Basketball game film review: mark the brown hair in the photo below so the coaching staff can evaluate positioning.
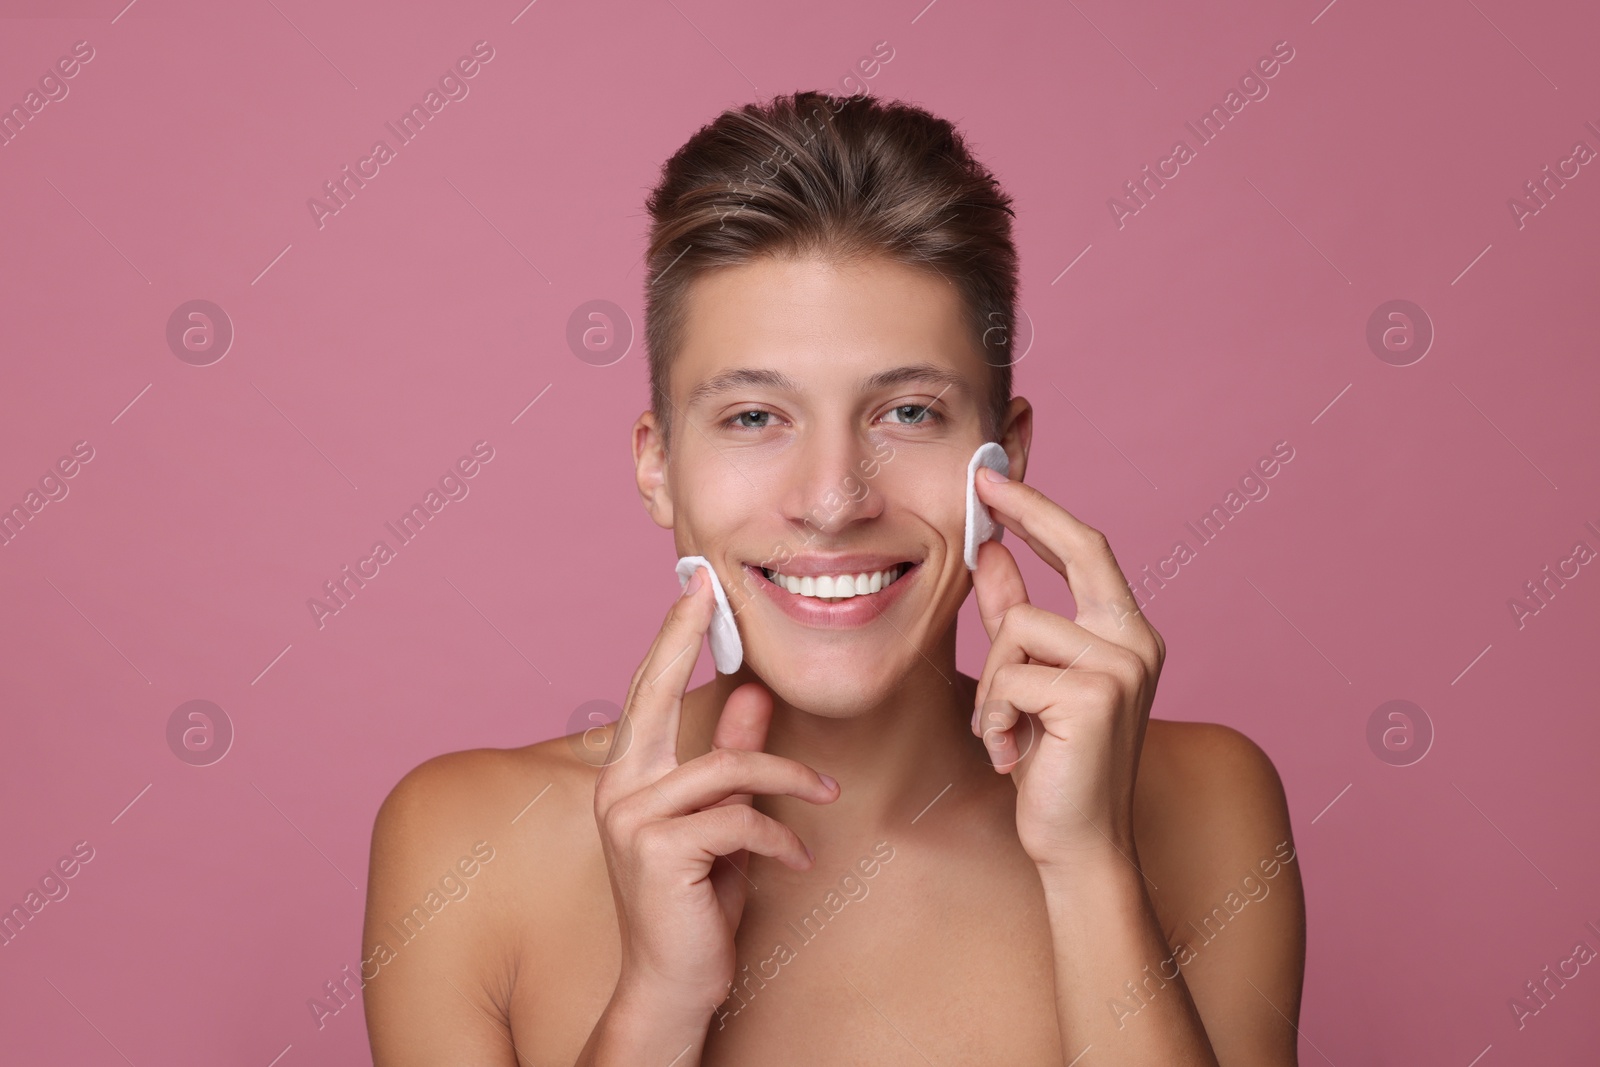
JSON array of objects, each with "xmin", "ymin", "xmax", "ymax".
[{"xmin": 642, "ymin": 89, "xmax": 1019, "ymax": 454}]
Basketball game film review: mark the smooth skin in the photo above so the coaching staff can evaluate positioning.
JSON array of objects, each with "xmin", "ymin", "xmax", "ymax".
[{"xmin": 362, "ymin": 254, "xmax": 1306, "ymax": 1065}]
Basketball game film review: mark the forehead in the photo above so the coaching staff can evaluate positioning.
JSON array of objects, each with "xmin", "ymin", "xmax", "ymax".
[{"xmin": 672, "ymin": 255, "xmax": 979, "ymax": 392}]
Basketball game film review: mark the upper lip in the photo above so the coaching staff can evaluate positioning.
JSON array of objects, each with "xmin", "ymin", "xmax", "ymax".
[{"xmin": 747, "ymin": 554, "xmax": 919, "ymax": 578}]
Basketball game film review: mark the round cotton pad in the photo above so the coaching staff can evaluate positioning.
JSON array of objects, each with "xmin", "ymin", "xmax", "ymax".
[
  {"xmin": 964, "ymin": 442, "xmax": 1010, "ymax": 570},
  {"xmin": 674, "ymin": 555, "xmax": 744, "ymax": 674}
]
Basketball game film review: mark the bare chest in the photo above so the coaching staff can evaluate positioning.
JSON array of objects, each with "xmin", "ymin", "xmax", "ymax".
[{"xmin": 510, "ymin": 841, "xmax": 1066, "ymax": 1066}]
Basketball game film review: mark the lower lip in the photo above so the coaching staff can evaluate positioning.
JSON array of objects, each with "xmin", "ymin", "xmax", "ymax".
[{"xmin": 745, "ymin": 562, "xmax": 921, "ymax": 629}]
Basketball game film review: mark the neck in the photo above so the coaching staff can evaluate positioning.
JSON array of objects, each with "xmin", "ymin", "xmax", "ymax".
[{"xmin": 683, "ymin": 627, "xmax": 1004, "ymax": 845}]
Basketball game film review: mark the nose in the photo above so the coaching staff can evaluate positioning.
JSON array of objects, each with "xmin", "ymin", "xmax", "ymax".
[{"xmin": 777, "ymin": 424, "xmax": 886, "ymax": 541}]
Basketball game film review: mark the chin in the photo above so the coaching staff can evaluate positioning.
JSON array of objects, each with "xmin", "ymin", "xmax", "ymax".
[{"xmin": 746, "ymin": 649, "xmax": 901, "ymax": 718}]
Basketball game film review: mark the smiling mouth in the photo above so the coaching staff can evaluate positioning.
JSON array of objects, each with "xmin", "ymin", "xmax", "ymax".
[{"xmin": 756, "ymin": 562, "xmax": 918, "ymax": 602}]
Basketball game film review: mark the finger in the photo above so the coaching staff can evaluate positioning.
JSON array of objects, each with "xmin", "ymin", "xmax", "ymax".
[
  {"xmin": 710, "ymin": 681, "xmax": 774, "ymax": 757},
  {"xmin": 979, "ymin": 663, "xmax": 1121, "ymax": 772},
  {"xmin": 973, "ymin": 601, "xmax": 1136, "ymax": 719},
  {"xmin": 704, "ymin": 682, "xmax": 774, "ymax": 823},
  {"xmin": 972, "ymin": 538, "xmax": 1030, "ymax": 644},
  {"xmin": 653, "ymin": 803, "xmax": 814, "ymax": 871},
  {"xmin": 969, "ymin": 539, "xmax": 1031, "ymax": 734},
  {"xmin": 608, "ymin": 564, "xmax": 716, "ymax": 791},
  {"xmin": 639, "ymin": 747, "xmax": 838, "ymax": 820},
  {"xmin": 974, "ymin": 472, "xmax": 1156, "ymax": 650}
]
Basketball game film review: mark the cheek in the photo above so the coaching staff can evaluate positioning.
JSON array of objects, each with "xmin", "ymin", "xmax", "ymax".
[{"xmin": 880, "ymin": 458, "xmax": 967, "ymax": 537}]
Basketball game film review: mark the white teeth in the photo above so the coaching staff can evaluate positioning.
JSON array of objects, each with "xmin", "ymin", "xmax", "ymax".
[{"xmin": 763, "ymin": 564, "xmax": 907, "ymax": 601}]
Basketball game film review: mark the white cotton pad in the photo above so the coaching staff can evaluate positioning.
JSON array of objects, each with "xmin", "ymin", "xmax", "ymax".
[
  {"xmin": 964, "ymin": 442, "xmax": 1010, "ymax": 570},
  {"xmin": 675, "ymin": 555, "xmax": 744, "ymax": 674}
]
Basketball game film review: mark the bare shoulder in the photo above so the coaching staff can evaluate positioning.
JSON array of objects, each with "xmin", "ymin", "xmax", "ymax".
[
  {"xmin": 361, "ymin": 735, "xmax": 606, "ymax": 1064},
  {"xmin": 1136, "ymin": 719, "xmax": 1292, "ymax": 858},
  {"xmin": 1132, "ymin": 718, "xmax": 1306, "ymax": 1060},
  {"xmin": 1134, "ymin": 718, "xmax": 1298, "ymax": 906}
]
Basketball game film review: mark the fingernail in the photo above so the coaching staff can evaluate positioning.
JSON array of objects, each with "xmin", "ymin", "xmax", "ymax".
[
  {"xmin": 819, "ymin": 772, "xmax": 838, "ymax": 792},
  {"xmin": 980, "ymin": 467, "xmax": 1007, "ymax": 483},
  {"xmin": 682, "ymin": 569, "xmax": 705, "ymax": 597}
]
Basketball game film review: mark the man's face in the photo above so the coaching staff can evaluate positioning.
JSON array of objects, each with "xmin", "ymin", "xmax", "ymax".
[{"xmin": 637, "ymin": 254, "xmax": 1020, "ymax": 715}]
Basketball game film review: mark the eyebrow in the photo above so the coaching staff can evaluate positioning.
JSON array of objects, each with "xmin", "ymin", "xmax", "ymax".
[{"xmin": 683, "ymin": 362, "xmax": 972, "ymax": 409}]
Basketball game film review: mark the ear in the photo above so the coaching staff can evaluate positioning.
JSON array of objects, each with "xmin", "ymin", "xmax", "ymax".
[
  {"xmin": 997, "ymin": 396, "xmax": 1032, "ymax": 484},
  {"xmin": 633, "ymin": 410, "xmax": 675, "ymax": 529}
]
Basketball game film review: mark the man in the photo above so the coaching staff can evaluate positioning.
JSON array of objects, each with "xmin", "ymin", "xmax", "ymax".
[{"xmin": 363, "ymin": 91, "xmax": 1304, "ymax": 1065}]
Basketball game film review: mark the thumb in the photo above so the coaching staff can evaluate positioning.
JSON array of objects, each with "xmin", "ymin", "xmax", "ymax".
[
  {"xmin": 707, "ymin": 682, "xmax": 772, "ymax": 929},
  {"xmin": 710, "ymin": 681, "xmax": 774, "ymax": 758}
]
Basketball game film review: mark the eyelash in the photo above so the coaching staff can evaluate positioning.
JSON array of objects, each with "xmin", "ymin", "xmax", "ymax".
[{"xmin": 724, "ymin": 403, "xmax": 947, "ymax": 432}]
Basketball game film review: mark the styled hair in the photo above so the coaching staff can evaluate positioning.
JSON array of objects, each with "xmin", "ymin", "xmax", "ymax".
[{"xmin": 642, "ymin": 89, "xmax": 1019, "ymax": 454}]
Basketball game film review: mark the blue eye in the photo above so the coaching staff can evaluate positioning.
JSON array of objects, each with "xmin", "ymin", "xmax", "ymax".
[
  {"xmin": 884, "ymin": 403, "xmax": 943, "ymax": 426},
  {"xmin": 723, "ymin": 404, "xmax": 945, "ymax": 432}
]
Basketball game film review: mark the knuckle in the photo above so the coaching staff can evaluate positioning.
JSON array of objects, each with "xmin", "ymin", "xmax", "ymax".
[
  {"xmin": 635, "ymin": 819, "xmax": 672, "ymax": 861},
  {"xmin": 704, "ymin": 745, "xmax": 740, "ymax": 777},
  {"xmin": 599, "ymin": 798, "xmax": 634, "ymax": 841},
  {"xmin": 1086, "ymin": 671, "xmax": 1122, "ymax": 706}
]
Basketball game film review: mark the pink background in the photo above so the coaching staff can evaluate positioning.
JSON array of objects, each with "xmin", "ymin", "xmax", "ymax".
[{"xmin": 3, "ymin": 0, "xmax": 1598, "ymax": 1062}]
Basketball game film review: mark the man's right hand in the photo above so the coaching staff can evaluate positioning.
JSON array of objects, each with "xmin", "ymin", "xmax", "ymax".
[{"xmin": 592, "ymin": 561, "xmax": 840, "ymax": 1018}]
